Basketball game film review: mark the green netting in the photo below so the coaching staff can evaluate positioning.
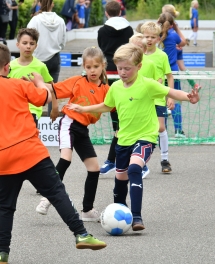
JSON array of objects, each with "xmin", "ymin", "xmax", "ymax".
[{"xmin": 89, "ymin": 71, "xmax": 215, "ymax": 146}]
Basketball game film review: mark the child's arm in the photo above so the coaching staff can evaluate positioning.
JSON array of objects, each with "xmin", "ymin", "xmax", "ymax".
[
  {"xmin": 173, "ymin": 22, "xmax": 186, "ymax": 47},
  {"xmin": 66, "ymin": 102, "xmax": 113, "ymax": 113},
  {"xmin": 166, "ymin": 73, "xmax": 175, "ymax": 110},
  {"xmin": 168, "ymin": 87, "xmax": 199, "ymax": 104},
  {"xmin": 49, "ymin": 82, "xmax": 59, "ymax": 122}
]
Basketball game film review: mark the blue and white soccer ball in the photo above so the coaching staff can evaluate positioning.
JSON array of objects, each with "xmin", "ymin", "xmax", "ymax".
[{"xmin": 100, "ymin": 203, "xmax": 133, "ymax": 236}]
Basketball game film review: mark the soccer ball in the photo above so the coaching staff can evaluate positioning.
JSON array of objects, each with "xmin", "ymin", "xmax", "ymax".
[{"xmin": 100, "ymin": 203, "xmax": 133, "ymax": 236}]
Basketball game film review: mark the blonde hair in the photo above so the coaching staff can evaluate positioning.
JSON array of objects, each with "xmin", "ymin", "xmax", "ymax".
[
  {"xmin": 82, "ymin": 46, "xmax": 108, "ymax": 84},
  {"xmin": 129, "ymin": 33, "xmax": 147, "ymax": 50},
  {"xmin": 190, "ymin": 0, "xmax": 198, "ymax": 18},
  {"xmin": 140, "ymin": 21, "xmax": 161, "ymax": 36},
  {"xmin": 113, "ymin": 43, "xmax": 143, "ymax": 66},
  {"xmin": 162, "ymin": 4, "xmax": 180, "ymax": 18}
]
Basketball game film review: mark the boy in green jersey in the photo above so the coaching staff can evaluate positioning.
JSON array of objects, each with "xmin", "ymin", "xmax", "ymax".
[
  {"xmin": 66, "ymin": 43, "xmax": 199, "ymax": 231},
  {"xmin": 141, "ymin": 21, "xmax": 174, "ymax": 174},
  {"xmin": 8, "ymin": 28, "xmax": 59, "ymax": 126}
]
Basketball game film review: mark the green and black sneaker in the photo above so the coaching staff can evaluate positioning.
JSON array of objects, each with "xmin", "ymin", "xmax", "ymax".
[
  {"xmin": 0, "ymin": 252, "xmax": 9, "ymax": 264},
  {"xmin": 76, "ymin": 234, "xmax": 107, "ymax": 250}
]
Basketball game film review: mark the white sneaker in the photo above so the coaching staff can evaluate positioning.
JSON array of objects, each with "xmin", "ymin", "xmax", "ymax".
[
  {"xmin": 81, "ymin": 208, "xmax": 100, "ymax": 222},
  {"xmin": 142, "ymin": 165, "xmax": 150, "ymax": 179},
  {"xmin": 36, "ymin": 197, "xmax": 51, "ymax": 215}
]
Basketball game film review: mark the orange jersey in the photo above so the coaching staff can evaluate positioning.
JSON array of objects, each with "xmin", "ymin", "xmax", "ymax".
[
  {"xmin": 53, "ymin": 75, "xmax": 109, "ymax": 126},
  {"xmin": 0, "ymin": 76, "xmax": 49, "ymax": 174}
]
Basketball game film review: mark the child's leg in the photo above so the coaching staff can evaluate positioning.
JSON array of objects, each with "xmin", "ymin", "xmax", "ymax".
[
  {"xmin": 0, "ymin": 173, "xmax": 25, "ymax": 255},
  {"xmin": 56, "ymin": 148, "xmax": 72, "ymax": 181},
  {"xmin": 100, "ymin": 110, "xmax": 119, "ymax": 174},
  {"xmin": 29, "ymin": 158, "xmax": 106, "ymax": 250},
  {"xmin": 128, "ymin": 141, "xmax": 155, "ymax": 230}
]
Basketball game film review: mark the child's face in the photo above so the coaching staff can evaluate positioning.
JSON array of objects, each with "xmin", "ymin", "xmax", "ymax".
[
  {"xmin": 142, "ymin": 31, "xmax": 159, "ymax": 49},
  {"xmin": 116, "ymin": 59, "xmax": 141, "ymax": 86},
  {"xmin": 16, "ymin": 34, "xmax": 37, "ymax": 57},
  {"xmin": 84, "ymin": 57, "xmax": 105, "ymax": 84}
]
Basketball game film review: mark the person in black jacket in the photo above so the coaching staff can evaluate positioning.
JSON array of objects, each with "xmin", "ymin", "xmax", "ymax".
[
  {"xmin": 0, "ymin": 0, "xmax": 10, "ymax": 45},
  {"xmin": 61, "ymin": 0, "xmax": 76, "ymax": 31},
  {"xmin": 97, "ymin": 0, "xmax": 133, "ymax": 175}
]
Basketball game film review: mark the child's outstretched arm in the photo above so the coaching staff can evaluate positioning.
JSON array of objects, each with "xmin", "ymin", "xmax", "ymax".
[
  {"xmin": 168, "ymin": 87, "xmax": 199, "ymax": 104},
  {"xmin": 66, "ymin": 102, "xmax": 113, "ymax": 113},
  {"xmin": 48, "ymin": 82, "xmax": 59, "ymax": 122}
]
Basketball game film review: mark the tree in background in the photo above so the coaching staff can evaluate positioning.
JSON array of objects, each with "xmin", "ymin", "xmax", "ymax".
[{"xmin": 89, "ymin": 0, "xmax": 103, "ymax": 27}]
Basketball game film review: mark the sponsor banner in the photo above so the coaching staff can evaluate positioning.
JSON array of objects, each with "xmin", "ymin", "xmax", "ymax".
[
  {"xmin": 183, "ymin": 53, "xmax": 205, "ymax": 67},
  {"xmin": 38, "ymin": 117, "xmax": 60, "ymax": 146}
]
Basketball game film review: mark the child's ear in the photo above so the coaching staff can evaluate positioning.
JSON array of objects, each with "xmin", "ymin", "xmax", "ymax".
[{"xmin": 137, "ymin": 62, "xmax": 142, "ymax": 70}]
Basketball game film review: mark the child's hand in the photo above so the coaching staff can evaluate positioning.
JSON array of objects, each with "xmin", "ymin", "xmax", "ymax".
[
  {"xmin": 167, "ymin": 98, "xmax": 175, "ymax": 110},
  {"xmin": 66, "ymin": 103, "xmax": 83, "ymax": 113},
  {"xmin": 187, "ymin": 87, "xmax": 200, "ymax": 104},
  {"xmin": 50, "ymin": 108, "xmax": 59, "ymax": 123}
]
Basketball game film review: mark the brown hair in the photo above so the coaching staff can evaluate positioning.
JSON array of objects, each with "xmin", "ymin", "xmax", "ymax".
[
  {"xmin": 157, "ymin": 12, "xmax": 174, "ymax": 47},
  {"xmin": 105, "ymin": 1, "xmax": 121, "ymax": 17},
  {"xmin": 82, "ymin": 46, "xmax": 108, "ymax": 84},
  {"xmin": 17, "ymin": 28, "xmax": 39, "ymax": 43},
  {"xmin": 39, "ymin": 0, "xmax": 53, "ymax": 12},
  {"xmin": 0, "ymin": 44, "xmax": 11, "ymax": 68},
  {"xmin": 135, "ymin": 23, "xmax": 144, "ymax": 33},
  {"xmin": 113, "ymin": 43, "xmax": 143, "ymax": 66}
]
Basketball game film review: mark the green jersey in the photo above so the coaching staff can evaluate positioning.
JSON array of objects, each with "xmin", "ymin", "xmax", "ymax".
[
  {"xmin": 8, "ymin": 57, "xmax": 53, "ymax": 119},
  {"xmin": 138, "ymin": 55, "xmax": 160, "ymax": 81},
  {"xmin": 104, "ymin": 75, "xmax": 170, "ymax": 146},
  {"xmin": 146, "ymin": 47, "xmax": 171, "ymax": 106}
]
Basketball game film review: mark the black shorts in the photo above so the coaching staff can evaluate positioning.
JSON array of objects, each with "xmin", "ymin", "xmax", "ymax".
[
  {"xmin": 155, "ymin": 105, "xmax": 167, "ymax": 118},
  {"xmin": 58, "ymin": 115, "xmax": 97, "ymax": 161}
]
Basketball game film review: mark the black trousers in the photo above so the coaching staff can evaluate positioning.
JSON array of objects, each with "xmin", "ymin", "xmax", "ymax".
[
  {"xmin": 0, "ymin": 158, "xmax": 86, "ymax": 254},
  {"xmin": 43, "ymin": 52, "xmax": 61, "ymax": 116}
]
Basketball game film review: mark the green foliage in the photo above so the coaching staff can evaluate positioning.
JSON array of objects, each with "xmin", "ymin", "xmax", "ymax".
[{"xmin": 89, "ymin": 0, "xmax": 103, "ymax": 27}]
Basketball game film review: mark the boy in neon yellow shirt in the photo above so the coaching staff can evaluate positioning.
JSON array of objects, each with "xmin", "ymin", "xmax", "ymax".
[
  {"xmin": 140, "ymin": 21, "xmax": 174, "ymax": 173},
  {"xmin": 66, "ymin": 43, "xmax": 199, "ymax": 231},
  {"xmin": 8, "ymin": 28, "xmax": 58, "ymax": 126}
]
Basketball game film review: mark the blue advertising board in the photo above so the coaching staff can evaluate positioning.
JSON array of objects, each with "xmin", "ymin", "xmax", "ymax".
[
  {"xmin": 183, "ymin": 53, "xmax": 205, "ymax": 68},
  {"xmin": 60, "ymin": 53, "xmax": 71, "ymax": 67}
]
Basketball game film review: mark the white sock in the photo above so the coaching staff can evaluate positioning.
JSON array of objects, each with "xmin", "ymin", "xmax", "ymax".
[
  {"xmin": 193, "ymin": 32, "xmax": 197, "ymax": 44},
  {"xmin": 159, "ymin": 130, "xmax": 168, "ymax": 161},
  {"xmin": 189, "ymin": 32, "xmax": 194, "ymax": 40}
]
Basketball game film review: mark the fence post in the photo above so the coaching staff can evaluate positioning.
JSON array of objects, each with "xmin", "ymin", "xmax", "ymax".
[{"xmin": 213, "ymin": 32, "xmax": 215, "ymax": 67}]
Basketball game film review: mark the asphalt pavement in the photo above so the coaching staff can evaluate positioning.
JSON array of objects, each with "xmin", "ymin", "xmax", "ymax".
[{"xmin": 9, "ymin": 145, "xmax": 215, "ymax": 264}]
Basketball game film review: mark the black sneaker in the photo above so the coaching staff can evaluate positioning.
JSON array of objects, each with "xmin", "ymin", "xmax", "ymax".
[
  {"xmin": 161, "ymin": 160, "xmax": 172, "ymax": 173},
  {"xmin": 132, "ymin": 219, "xmax": 145, "ymax": 231},
  {"xmin": 0, "ymin": 251, "xmax": 9, "ymax": 264}
]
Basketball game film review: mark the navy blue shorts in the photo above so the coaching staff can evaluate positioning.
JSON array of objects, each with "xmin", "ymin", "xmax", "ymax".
[
  {"xmin": 155, "ymin": 105, "xmax": 167, "ymax": 118},
  {"xmin": 115, "ymin": 140, "xmax": 155, "ymax": 173},
  {"xmin": 177, "ymin": 49, "xmax": 183, "ymax": 60}
]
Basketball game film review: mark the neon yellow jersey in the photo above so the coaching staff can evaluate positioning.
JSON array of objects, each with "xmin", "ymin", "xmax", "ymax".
[
  {"xmin": 138, "ymin": 55, "xmax": 160, "ymax": 81},
  {"xmin": 8, "ymin": 57, "xmax": 53, "ymax": 119},
  {"xmin": 146, "ymin": 47, "xmax": 171, "ymax": 106},
  {"xmin": 104, "ymin": 75, "xmax": 170, "ymax": 146}
]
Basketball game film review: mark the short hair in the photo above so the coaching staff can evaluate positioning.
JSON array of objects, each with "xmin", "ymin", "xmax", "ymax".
[
  {"xmin": 82, "ymin": 46, "xmax": 108, "ymax": 84},
  {"xmin": 113, "ymin": 43, "xmax": 143, "ymax": 66},
  {"xmin": 140, "ymin": 21, "xmax": 161, "ymax": 36},
  {"xmin": 0, "ymin": 44, "xmax": 11, "ymax": 68},
  {"xmin": 129, "ymin": 33, "xmax": 146, "ymax": 49},
  {"xmin": 162, "ymin": 4, "xmax": 180, "ymax": 18},
  {"xmin": 17, "ymin": 28, "xmax": 39, "ymax": 43},
  {"xmin": 105, "ymin": 1, "xmax": 121, "ymax": 17}
]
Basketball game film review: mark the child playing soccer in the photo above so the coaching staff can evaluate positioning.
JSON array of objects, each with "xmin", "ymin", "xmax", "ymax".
[
  {"xmin": 0, "ymin": 43, "xmax": 106, "ymax": 264},
  {"xmin": 35, "ymin": 46, "xmax": 109, "ymax": 222},
  {"xmin": 66, "ymin": 43, "xmax": 199, "ymax": 231},
  {"xmin": 8, "ymin": 28, "xmax": 58, "ymax": 126},
  {"xmin": 140, "ymin": 21, "xmax": 174, "ymax": 173}
]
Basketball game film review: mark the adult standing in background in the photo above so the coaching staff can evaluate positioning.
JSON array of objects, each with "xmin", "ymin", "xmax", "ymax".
[
  {"xmin": 0, "ymin": 0, "xmax": 10, "ymax": 45},
  {"xmin": 61, "ymin": 0, "xmax": 76, "ymax": 31},
  {"xmin": 84, "ymin": 0, "xmax": 91, "ymax": 28},
  {"xmin": 27, "ymin": 0, "xmax": 66, "ymax": 117},
  {"xmin": 6, "ymin": 0, "xmax": 18, "ymax": 39}
]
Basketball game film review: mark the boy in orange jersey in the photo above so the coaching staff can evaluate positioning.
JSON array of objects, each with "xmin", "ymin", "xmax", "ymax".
[{"xmin": 0, "ymin": 43, "xmax": 106, "ymax": 264}]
